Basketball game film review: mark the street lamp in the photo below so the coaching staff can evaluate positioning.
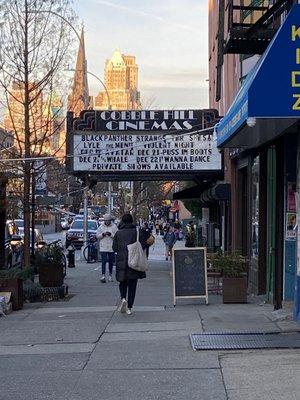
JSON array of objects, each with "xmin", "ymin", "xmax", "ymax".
[
  {"xmin": 28, "ymin": 9, "xmax": 82, "ymax": 42},
  {"xmin": 65, "ymin": 68, "xmax": 111, "ymax": 110},
  {"xmin": 86, "ymin": 70, "xmax": 112, "ymax": 111}
]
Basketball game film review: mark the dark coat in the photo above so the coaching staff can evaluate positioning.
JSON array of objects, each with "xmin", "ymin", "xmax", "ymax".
[
  {"xmin": 163, "ymin": 231, "xmax": 176, "ymax": 247},
  {"xmin": 112, "ymin": 223, "xmax": 147, "ymax": 282}
]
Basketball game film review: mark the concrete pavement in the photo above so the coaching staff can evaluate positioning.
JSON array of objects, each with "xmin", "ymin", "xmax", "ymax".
[{"xmin": 0, "ymin": 234, "xmax": 299, "ymax": 399}]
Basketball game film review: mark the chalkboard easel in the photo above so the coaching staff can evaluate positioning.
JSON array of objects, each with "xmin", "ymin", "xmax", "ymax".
[{"xmin": 172, "ymin": 247, "xmax": 208, "ymax": 306}]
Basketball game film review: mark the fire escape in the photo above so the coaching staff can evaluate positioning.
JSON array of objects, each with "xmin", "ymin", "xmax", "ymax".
[{"xmin": 216, "ymin": 0, "xmax": 295, "ymax": 101}]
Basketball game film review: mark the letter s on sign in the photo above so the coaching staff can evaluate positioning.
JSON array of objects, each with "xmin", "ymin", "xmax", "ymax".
[{"xmin": 292, "ymin": 94, "xmax": 300, "ymax": 110}]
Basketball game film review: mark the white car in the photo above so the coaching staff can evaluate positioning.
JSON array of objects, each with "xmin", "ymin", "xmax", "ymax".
[
  {"xmin": 61, "ymin": 218, "xmax": 69, "ymax": 230},
  {"xmin": 14, "ymin": 219, "xmax": 24, "ymax": 237}
]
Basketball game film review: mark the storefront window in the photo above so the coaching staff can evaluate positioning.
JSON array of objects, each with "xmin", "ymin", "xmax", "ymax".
[{"xmin": 252, "ymin": 156, "xmax": 260, "ymax": 258}]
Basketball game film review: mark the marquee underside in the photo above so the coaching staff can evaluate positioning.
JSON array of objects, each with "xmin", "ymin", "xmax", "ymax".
[{"xmin": 72, "ymin": 170, "xmax": 223, "ymax": 183}]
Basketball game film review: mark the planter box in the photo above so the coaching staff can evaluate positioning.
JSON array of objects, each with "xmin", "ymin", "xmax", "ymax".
[
  {"xmin": 0, "ymin": 278, "xmax": 23, "ymax": 310},
  {"xmin": 38, "ymin": 263, "xmax": 64, "ymax": 288},
  {"xmin": 222, "ymin": 277, "xmax": 247, "ymax": 304}
]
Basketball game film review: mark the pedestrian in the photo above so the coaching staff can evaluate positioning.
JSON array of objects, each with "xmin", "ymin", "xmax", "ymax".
[
  {"xmin": 163, "ymin": 226, "xmax": 177, "ymax": 261},
  {"xmin": 185, "ymin": 220, "xmax": 196, "ymax": 247},
  {"xmin": 112, "ymin": 213, "xmax": 147, "ymax": 315},
  {"xmin": 97, "ymin": 213, "xmax": 118, "ymax": 283},
  {"xmin": 141, "ymin": 221, "xmax": 154, "ymax": 258},
  {"xmin": 155, "ymin": 221, "xmax": 160, "ymax": 235}
]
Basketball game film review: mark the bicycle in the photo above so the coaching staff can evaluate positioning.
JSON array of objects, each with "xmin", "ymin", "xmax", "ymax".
[{"xmin": 83, "ymin": 237, "xmax": 98, "ymax": 263}]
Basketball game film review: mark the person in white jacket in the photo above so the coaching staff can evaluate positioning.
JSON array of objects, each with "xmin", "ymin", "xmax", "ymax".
[{"xmin": 97, "ymin": 214, "xmax": 118, "ymax": 283}]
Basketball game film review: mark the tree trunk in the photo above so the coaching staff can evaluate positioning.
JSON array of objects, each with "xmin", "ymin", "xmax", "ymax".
[
  {"xmin": 23, "ymin": 0, "xmax": 31, "ymax": 269},
  {"xmin": 0, "ymin": 177, "xmax": 7, "ymax": 269}
]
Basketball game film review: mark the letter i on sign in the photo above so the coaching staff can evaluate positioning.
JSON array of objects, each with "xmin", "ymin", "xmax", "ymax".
[{"xmin": 297, "ymin": 48, "xmax": 300, "ymax": 64}]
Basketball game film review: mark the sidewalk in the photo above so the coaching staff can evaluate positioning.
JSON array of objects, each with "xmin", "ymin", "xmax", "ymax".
[{"xmin": 0, "ymin": 235, "xmax": 299, "ymax": 399}]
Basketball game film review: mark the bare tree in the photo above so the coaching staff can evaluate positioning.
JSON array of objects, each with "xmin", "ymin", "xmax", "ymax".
[
  {"xmin": 113, "ymin": 180, "xmax": 175, "ymax": 220},
  {"xmin": 0, "ymin": 0, "xmax": 77, "ymax": 267}
]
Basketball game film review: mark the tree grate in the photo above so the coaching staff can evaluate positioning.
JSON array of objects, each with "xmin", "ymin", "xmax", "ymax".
[{"xmin": 190, "ymin": 332, "xmax": 300, "ymax": 350}]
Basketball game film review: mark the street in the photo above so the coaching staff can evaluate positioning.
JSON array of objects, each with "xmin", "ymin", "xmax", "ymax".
[{"xmin": 0, "ymin": 233, "xmax": 299, "ymax": 400}]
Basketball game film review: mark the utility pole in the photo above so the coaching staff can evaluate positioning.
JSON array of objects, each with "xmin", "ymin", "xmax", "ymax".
[
  {"xmin": 83, "ymin": 187, "xmax": 88, "ymax": 249},
  {"xmin": 108, "ymin": 181, "xmax": 112, "ymax": 214}
]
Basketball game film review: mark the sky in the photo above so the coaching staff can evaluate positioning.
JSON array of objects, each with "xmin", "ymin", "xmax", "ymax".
[{"xmin": 72, "ymin": 0, "xmax": 209, "ymax": 109}]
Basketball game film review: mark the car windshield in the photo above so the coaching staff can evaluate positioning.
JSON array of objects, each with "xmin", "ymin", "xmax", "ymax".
[
  {"xmin": 71, "ymin": 221, "xmax": 97, "ymax": 230},
  {"xmin": 15, "ymin": 220, "xmax": 24, "ymax": 228}
]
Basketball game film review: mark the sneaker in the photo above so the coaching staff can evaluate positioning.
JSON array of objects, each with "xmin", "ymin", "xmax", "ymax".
[
  {"xmin": 100, "ymin": 275, "xmax": 106, "ymax": 283},
  {"xmin": 126, "ymin": 308, "xmax": 132, "ymax": 315},
  {"xmin": 108, "ymin": 275, "xmax": 113, "ymax": 282},
  {"xmin": 119, "ymin": 298, "xmax": 127, "ymax": 313}
]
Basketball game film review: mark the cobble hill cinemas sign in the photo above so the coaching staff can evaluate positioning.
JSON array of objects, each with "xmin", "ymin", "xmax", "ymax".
[{"xmin": 66, "ymin": 109, "xmax": 221, "ymax": 175}]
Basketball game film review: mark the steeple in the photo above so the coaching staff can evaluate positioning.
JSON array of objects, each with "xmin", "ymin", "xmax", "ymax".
[{"xmin": 68, "ymin": 28, "xmax": 90, "ymax": 116}]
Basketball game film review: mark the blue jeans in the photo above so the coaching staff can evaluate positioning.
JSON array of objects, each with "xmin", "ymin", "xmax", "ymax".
[{"xmin": 101, "ymin": 252, "xmax": 114, "ymax": 275}]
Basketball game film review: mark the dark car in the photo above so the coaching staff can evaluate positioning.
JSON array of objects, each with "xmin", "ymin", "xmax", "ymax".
[
  {"xmin": 66, "ymin": 219, "xmax": 98, "ymax": 249},
  {"xmin": 5, "ymin": 220, "xmax": 24, "ymax": 269}
]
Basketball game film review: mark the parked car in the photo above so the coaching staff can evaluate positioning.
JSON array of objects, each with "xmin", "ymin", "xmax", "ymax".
[
  {"xmin": 14, "ymin": 219, "xmax": 24, "ymax": 237},
  {"xmin": 73, "ymin": 214, "xmax": 84, "ymax": 221},
  {"xmin": 65, "ymin": 219, "xmax": 98, "ymax": 249},
  {"xmin": 79, "ymin": 208, "xmax": 97, "ymax": 219},
  {"xmin": 30, "ymin": 228, "xmax": 44, "ymax": 247},
  {"xmin": 5, "ymin": 220, "xmax": 24, "ymax": 269},
  {"xmin": 60, "ymin": 218, "xmax": 69, "ymax": 230},
  {"xmin": 13, "ymin": 220, "xmax": 44, "ymax": 246},
  {"xmin": 89, "ymin": 205, "xmax": 102, "ymax": 218}
]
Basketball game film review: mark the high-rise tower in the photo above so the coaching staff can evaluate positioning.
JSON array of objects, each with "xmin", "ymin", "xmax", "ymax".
[{"xmin": 95, "ymin": 49, "xmax": 141, "ymax": 110}]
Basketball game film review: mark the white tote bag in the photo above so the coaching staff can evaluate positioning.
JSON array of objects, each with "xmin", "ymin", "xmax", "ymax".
[{"xmin": 127, "ymin": 228, "xmax": 148, "ymax": 272}]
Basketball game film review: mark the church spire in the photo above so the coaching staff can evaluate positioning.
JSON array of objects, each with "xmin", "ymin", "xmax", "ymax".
[{"xmin": 68, "ymin": 28, "xmax": 90, "ymax": 116}]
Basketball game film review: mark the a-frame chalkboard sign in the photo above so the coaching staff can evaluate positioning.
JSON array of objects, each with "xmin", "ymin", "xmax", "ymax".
[{"xmin": 172, "ymin": 247, "xmax": 208, "ymax": 305}]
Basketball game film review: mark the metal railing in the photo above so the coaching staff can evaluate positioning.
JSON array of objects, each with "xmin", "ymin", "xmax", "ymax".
[{"xmin": 226, "ymin": 0, "xmax": 294, "ymax": 35}]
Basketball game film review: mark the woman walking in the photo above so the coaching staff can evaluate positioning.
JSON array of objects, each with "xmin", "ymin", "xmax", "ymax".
[
  {"xmin": 112, "ymin": 213, "xmax": 147, "ymax": 315},
  {"xmin": 163, "ymin": 226, "xmax": 177, "ymax": 261}
]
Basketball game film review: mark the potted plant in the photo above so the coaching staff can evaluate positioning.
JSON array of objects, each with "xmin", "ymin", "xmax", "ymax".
[
  {"xmin": 0, "ymin": 267, "xmax": 34, "ymax": 310},
  {"xmin": 209, "ymin": 252, "xmax": 247, "ymax": 303},
  {"xmin": 35, "ymin": 242, "xmax": 65, "ymax": 287}
]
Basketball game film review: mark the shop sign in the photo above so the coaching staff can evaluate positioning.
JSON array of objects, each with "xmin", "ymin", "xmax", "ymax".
[
  {"xmin": 72, "ymin": 132, "xmax": 221, "ymax": 173},
  {"xmin": 68, "ymin": 109, "xmax": 221, "ymax": 176},
  {"xmin": 249, "ymin": 4, "xmax": 300, "ymax": 117},
  {"xmin": 72, "ymin": 109, "xmax": 219, "ymax": 132},
  {"xmin": 217, "ymin": 4, "xmax": 300, "ymax": 147}
]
